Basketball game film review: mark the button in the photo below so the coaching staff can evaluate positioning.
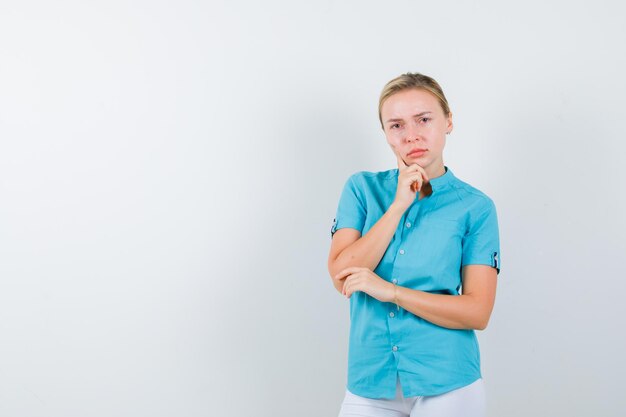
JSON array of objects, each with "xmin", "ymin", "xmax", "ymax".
[
  {"xmin": 392, "ymin": 346, "xmax": 398, "ymax": 352},
  {"xmin": 399, "ymin": 249, "xmax": 405, "ymax": 255},
  {"xmin": 389, "ymin": 312, "xmax": 395, "ymax": 318},
  {"xmin": 406, "ymin": 222, "xmax": 411, "ymax": 228},
  {"xmin": 392, "ymin": 278, "xmax": 398, "ymax": 284}
]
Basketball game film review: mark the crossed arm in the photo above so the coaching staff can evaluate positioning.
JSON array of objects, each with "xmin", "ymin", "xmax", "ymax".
[{"xmin": 327, "ymin": 203, "xmax": 497, "ymax": 331}]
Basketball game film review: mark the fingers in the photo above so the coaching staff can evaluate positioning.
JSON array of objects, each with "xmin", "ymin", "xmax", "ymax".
[
  {"xmin": 406, "ymin": 171, "xmax": 429, "ymax": 192},
  {"xmin": 413, "ymin": 165, "xmax": 429, "ymax": 183},
  {"xmin": 390, "ymin": 144, "xmax": 429, "ymax": 182},
  {"xmin": 411, "ymin": 180, "xmax": 420, "ymax": 193},
  {"xmin": 334, "ymin": 267, "xmax": 361, "ymax": 281},
  {"xmin": 337, "ymin": 267, "xmax": 367, "ymax": 297},
  {"xmin": 340, "ymin": 271, "xmax": 354, "ymax": 297},
  {"xmin": 342, "ymin": 273, "xmax": 359, "ymax": 297}
]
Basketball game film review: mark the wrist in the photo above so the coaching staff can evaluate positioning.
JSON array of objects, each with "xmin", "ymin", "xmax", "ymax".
[
  {"xmin": 389, "ymin": 282, "xmax": 401, "ymax": 310},
  {"xmin": 389, "ymin": 201, "xmax": 408, "ymax": 216}
]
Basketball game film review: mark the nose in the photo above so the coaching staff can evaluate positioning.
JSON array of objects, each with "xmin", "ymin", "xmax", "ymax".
[{"xmin": 404, "ymin": 123, "xmax": 422, "ymax": 143}]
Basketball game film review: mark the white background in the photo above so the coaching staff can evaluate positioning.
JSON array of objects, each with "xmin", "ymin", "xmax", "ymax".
[{"xmin": 1, "ymin": 1, "xmax": 625, "ymax": 416}]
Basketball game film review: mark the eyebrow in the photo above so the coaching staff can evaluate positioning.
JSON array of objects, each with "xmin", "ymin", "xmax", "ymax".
[{"xmin": 385, "ymin": 111, "xmax": 432, "ymax": 124}]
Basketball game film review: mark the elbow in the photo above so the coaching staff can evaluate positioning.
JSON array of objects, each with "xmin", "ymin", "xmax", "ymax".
[
  {"xmin": 474, "ymin": 315, "xmax": 491, "ymax": 331},
  {"xmin": 464, "ymin": 294, "xmax": 494, "ymax": 331},
  {"xmin": 328, "ymin": 253, "xmax": 352, "ymax": 281},
  {"xmin": 327, "ymin": 258, "xmax": 340, "ymax": 282},
  {"xmin": 327, "ymin": 260, "xmax": 343, "ymax": 294},
  {"xmin": 329, "ymin": 275, "xmax": 344, "ymax": 295}
]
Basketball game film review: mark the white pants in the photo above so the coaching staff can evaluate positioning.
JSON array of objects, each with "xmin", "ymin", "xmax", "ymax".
[{"xmin": 337, "ymin": 375, "xmax": 486, "ymax": 417}]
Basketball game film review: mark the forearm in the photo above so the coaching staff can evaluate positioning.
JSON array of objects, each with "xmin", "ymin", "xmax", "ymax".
[
  {"xmin": 395, "ymin": 286, "xmax": 487, "ymax": 330},
  {"xmin": 332, "ymin": 203, "xmax": 406, "ymax": 273}
]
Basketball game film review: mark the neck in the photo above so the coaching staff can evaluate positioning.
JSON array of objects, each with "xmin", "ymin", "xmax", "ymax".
[{"xmin": 425, "ymin": 163, "xmax": 446, "ymax": 181}]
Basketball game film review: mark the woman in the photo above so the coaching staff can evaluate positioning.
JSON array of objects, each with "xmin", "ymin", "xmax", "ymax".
[{"xmin": 328, "ymin": 72, "xmax": 500, "ymax": 417}]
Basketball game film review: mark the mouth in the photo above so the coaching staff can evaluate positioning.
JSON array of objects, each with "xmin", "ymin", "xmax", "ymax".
[{"xmin": 407, "ymin": 149, "xmax": 427, "ymax": 158}]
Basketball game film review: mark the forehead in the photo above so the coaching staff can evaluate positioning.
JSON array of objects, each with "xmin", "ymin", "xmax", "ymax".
[{"xmin": 381, "ymin": 88, "xmax": 441, "ymax": 118}]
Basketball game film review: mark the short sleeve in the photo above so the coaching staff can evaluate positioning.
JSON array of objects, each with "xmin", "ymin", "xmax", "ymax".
[
  {"xmin": 461, "ymin": 198, "xmax": 501, "ymax": 274},
  {"xmin": 330, "ymin": 173, "xmax": 367, "ymax": 238}
]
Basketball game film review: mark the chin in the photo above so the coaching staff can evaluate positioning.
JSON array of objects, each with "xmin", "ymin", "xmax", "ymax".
[{"xmin": 409, "ymin": 156, "xmax": 429, "ymax": 164}]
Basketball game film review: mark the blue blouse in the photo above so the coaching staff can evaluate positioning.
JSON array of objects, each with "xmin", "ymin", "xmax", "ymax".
[{"xmin": 331, "ymin": 166, "xmax": 500, "ymax": 399}]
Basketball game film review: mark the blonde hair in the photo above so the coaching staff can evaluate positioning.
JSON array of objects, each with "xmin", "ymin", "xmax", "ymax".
[{"xmin": 378, "ymin": 72, "xmax": 451, "ymax": 129}]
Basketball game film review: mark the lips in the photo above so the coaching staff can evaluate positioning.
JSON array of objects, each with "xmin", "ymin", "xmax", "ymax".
[{"xmin": 407, "ymin": 149, "xmax": 427, "ymax": 157}]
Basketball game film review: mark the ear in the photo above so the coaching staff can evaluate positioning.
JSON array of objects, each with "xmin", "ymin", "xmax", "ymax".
[{"xmin": 446, "ymin": 112, "xmax": 453, "ymax": 134}]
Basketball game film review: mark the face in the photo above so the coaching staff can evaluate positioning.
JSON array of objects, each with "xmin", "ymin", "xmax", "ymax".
[{"xmin": 380, "ymin": 88, "xmax": 452, "ymax": 173}]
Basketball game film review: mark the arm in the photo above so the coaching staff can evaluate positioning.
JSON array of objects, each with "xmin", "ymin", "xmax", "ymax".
[
  {"xmin": 328, "ymin": 154, "xmax": 430, "ymax": 293},
  {"xmin": 327, "ymin": 202, "xmax": 406, "ymax": 293},
  {"xmin": 394, "ymin": 264, "xmax": 497, "ymax": 330},
  {"xmin": 339, "ymin": 264, "xmax": 497, "ymax": 330},
  {"xmin": 396, "ymin": 194, "xmax": 501, "ymax": 330}
]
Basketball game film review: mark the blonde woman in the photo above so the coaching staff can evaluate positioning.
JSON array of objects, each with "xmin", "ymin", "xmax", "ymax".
[{"xmin": 329, "ymin": 73, "xmax": 500, "ymax": 417}]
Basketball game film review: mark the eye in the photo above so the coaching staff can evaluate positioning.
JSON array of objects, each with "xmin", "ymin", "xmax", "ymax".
[
  {"xmin": 419, "ymin": 117, "xmax": 431, "ymax": 124},
  {"xmin": 389, "ymin": 123, "xmax": 401, "ymax": 129}
]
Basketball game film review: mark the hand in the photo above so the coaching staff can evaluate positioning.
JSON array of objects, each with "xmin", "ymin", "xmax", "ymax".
[
  {"xmin": 335, "ymin": 267, "xmax": 395, "ymax": 303},
  {"xmin": 390, "ymin": 145, "xmax": 430, "ymax": 209}
]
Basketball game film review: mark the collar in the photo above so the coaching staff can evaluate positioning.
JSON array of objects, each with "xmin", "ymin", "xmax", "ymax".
[{"xmin": 428, "ymin": 166, "xmax": 455, "ymax": 193}]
